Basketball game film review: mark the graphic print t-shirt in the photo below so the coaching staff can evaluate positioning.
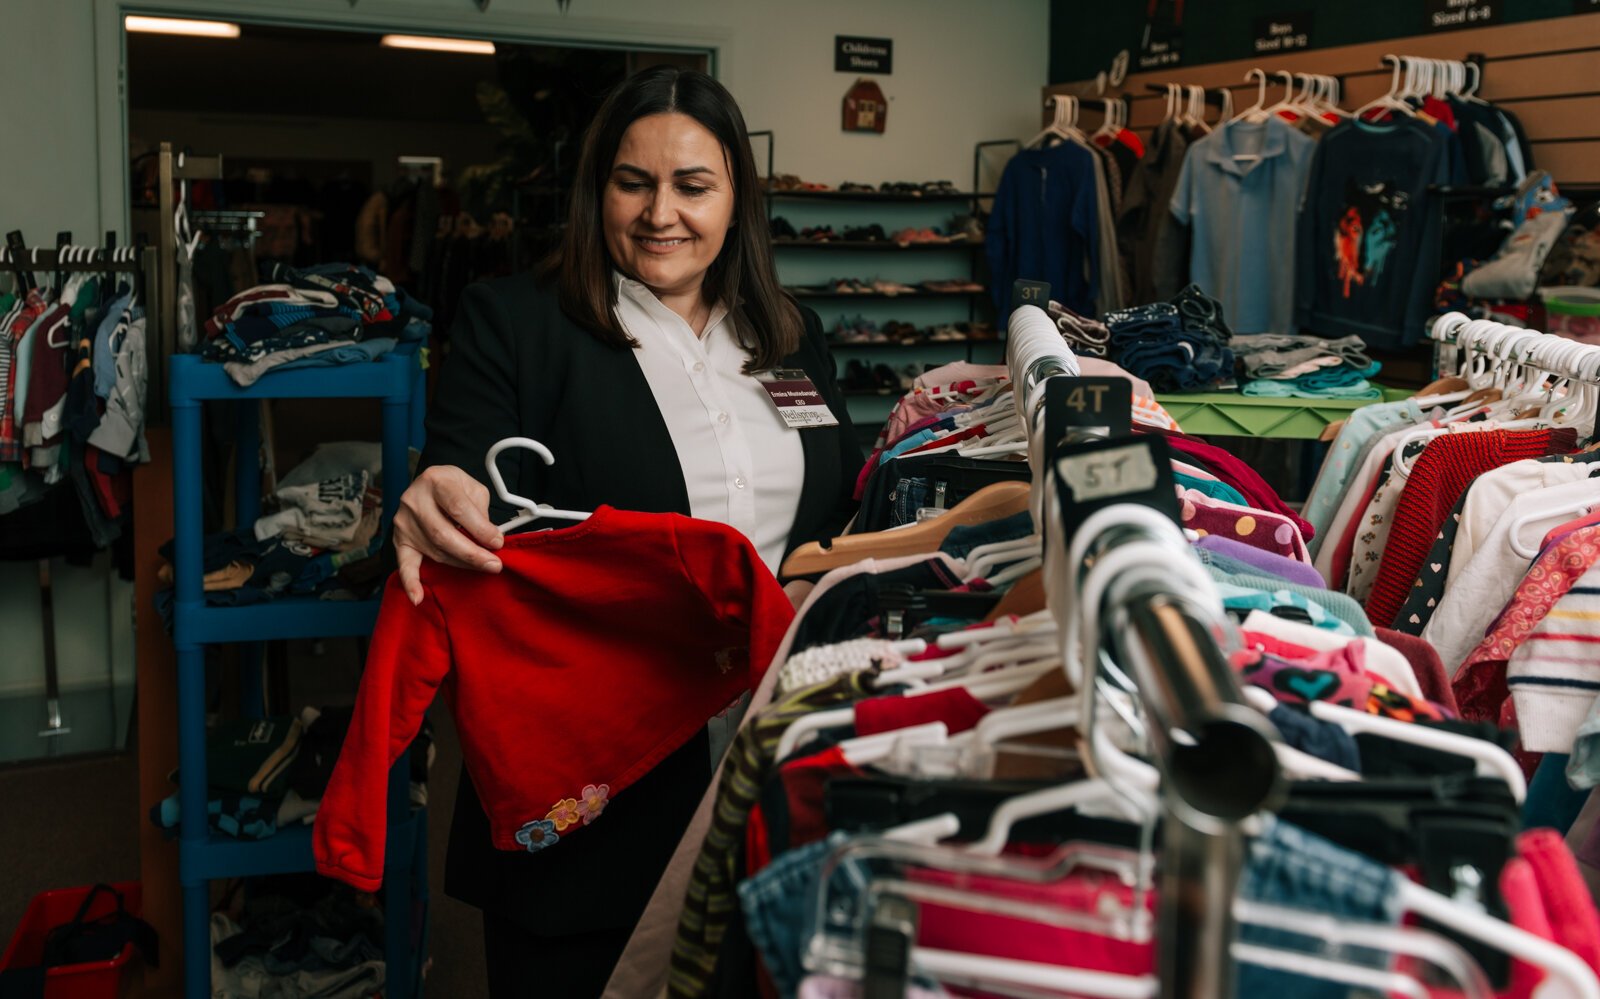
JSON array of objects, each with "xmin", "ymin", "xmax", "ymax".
[{"xmin": 1293, "ymin": 118, "xmax": 1451, "ymax": 349}]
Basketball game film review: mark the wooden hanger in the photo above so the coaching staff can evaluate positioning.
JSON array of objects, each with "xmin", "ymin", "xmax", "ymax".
[
  {"xmin": 780, "ymin": 481, "xmax": 1031, "ymax": 578},
  {"xmin": 982, "ymin": 566, "xmax": 1045, "ymax": 621}
]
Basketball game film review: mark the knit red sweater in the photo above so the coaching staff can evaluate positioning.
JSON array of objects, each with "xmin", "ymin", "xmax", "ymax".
[
  {"xmin": 313, "ymin": 506, "xmax": 794, "ymax": 891},
  {"xmin": 1364, "ymin": 427, "xmax": 1578, "ymax": 628}
]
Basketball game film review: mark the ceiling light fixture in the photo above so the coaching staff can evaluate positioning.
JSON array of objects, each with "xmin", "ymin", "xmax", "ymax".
[
  {"xmin": 124, "ymin": 15, "xmax": 241, "ymax": 38},
  {"xmin": 380, "ymin": 34, "xmax": 496, "ymax": 55}
]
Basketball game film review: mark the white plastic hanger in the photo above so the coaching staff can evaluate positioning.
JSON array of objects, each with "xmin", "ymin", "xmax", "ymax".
[
  {"xmin": 1027, "ymin": 96, "xmax": 1083, "ymax": 149},
  {"xmin": 1507, "ymin": 495, "xmax": 1600, "ymax": 559},
  {"xmin": 485, "ymin": 437, "xmax": 592, "ymax": 532},
  {"xmin": 1232, "ymin": 68, "xmax": 1271, "ymax": 123},
  {"xmin": 1241, "ymin": 687, "xmax": 1527, "ymax": 801},
  {"xmin": 1355, "ymin": 55, "xmax": 1417, "ymax": 119}
]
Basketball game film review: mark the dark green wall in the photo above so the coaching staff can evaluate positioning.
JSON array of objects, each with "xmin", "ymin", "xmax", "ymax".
[{"xmin": 1048, "ymin": 0, "xmax": 1585, "ymax": 82}]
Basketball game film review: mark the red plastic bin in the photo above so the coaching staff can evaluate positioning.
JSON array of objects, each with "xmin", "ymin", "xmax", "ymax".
[{"xmin": 0, "ymin": 883, "xmax": 144, "ymax": 999}]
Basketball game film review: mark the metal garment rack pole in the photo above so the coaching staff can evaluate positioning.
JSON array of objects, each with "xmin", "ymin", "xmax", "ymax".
[{"xmin": 1008, "ymin": 296, "xmax": 1283, "ymax": 997}]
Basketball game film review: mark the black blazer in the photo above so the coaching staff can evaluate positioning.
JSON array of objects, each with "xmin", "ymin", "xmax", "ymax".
[{"xmin": 416, "ymin": 273, "xmax": 861, "ymax": 933}]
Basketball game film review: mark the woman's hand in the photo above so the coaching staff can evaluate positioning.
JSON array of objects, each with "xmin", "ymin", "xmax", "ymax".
[{"xmin": 394, "ymin": 465, "xmax": 505, "ymax": 605}]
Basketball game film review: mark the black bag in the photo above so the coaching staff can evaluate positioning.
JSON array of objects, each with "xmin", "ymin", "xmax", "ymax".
[{"xmin": 40, "ymin": 884, "xmax": 159, "ymax": 970}]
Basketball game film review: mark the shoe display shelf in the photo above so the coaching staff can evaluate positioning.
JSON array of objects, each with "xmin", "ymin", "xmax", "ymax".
[
  {"xmin": 764, "ymin": 171, "xmax": 1004, "ymax": 442},
  {"xmin": 167, "ymin": 347, "xmax": 428, "ymax": 999}
]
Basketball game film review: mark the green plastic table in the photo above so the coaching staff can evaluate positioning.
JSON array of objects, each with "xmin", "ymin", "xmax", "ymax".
[{"xmin": 1156, "ymin": 386, "xmax": 1414, "ymax": 440}]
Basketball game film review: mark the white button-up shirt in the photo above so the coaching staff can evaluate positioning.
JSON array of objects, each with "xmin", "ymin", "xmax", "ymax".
[{"xmin": 613, "ymin": 273, "xmax": 805, "ymax": 573}]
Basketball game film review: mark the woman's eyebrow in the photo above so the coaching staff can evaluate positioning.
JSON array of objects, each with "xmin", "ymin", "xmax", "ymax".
[{"xmin": 612, "ymin": 163, "xmax": 715, "ymax": 179}]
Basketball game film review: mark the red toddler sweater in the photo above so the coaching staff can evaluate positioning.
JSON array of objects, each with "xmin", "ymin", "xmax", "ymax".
[{"xmin": 314, "ymin": 506, "xmax": 794, "ymax": 891}]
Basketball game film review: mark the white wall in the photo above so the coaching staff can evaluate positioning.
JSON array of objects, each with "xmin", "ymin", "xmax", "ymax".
[{"xmin": 0, "ymin": 0, "xmax": 1049, "ymax": 699}]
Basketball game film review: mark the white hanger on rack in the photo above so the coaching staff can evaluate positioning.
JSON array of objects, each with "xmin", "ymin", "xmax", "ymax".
[
  {"xmin": 1241, "ymin": 687, "xmax": 1527, "ymax": 800},
  {"xmin": 1027, "ymin": 95, "xmax": 1082, "ymax": 149},
  {"xmin": 484, "ymin": 437, "xmax": 591, "ymax": 533},
  {"xmin": 1356, "ymin": 54, "xmax": 1417, "ymax": 119},
  {"xmin": 1231, "ymin": 68, "xmax": 1271, "ymax": 123}
]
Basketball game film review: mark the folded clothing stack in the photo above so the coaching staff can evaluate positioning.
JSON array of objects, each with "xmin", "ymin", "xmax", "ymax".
[
  {"xmin": 200, "ymin": 263, "xmax": 432, "ymax": 386},
  {"xmin": 1234, "ymin": 334, "xmax": 1383, "ymax": 400},
  {"xmin": 1106, "ymin": 287, "xmax": 1235, "ymax": 392},
  {"xmin": 1047, "ymin": 301, "xmax": 1111, "ymax": 358},
  {"xmin": 151, "ymin": 706, "xmax": 433, "ymax": 843},
  {"xmin": 155, "ymin": 443, "xmax": 397, "ymax": 620}
]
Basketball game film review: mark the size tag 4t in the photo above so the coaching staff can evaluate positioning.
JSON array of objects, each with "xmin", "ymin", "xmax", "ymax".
[{"xmin": 755, "ymin": 369, "xmax": 840, "ymax": 429}]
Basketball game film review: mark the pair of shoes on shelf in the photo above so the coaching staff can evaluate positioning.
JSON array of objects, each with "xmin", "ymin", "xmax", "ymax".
[
  {"xmin": 881, "ymin": 320, "xmax": 920, "ymax": 343},
  {"xmin": 949, "ymin": 213, "xmax": 985, "ymax": 242},
  {"xmin": 832, "ymin": 277, "xmax": 872, "ymax": 294},
  {"xmin": 840, "ymin": 224, "xmax": 888, "ymax": 242},
  {"xmin": 770, "ymin": 216, "xmax": 798, "ymax": 239},
  {"xmin": 840, "ymin": 181, "xmax": 877, "ymax": 193},
  {"xmin": 920, "ymin": 279, "xmax": 985, "ymax": 293},
  {"xmin": 833, "ymin": 315, "xmax": 888, "ymax": 342},
  {"xmin": 872, "ymin": 279, "xmax": 917, "ymax": 296},
  {"xmin": 800, "ymin": 225, "xmax": 836, "ymax": 242},
  {"xmin": 890, "ymin": 227, "xmax": 953, "ymax": 246},
  {"xmin": 767, "ymin": 174, "xmax": 831, "ymax": 191}
]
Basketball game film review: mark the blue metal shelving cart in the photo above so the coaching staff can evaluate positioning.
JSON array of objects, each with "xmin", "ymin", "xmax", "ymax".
[{"xmin": 168, "ymin": 348, "xmax": 428, "ymax": 999}]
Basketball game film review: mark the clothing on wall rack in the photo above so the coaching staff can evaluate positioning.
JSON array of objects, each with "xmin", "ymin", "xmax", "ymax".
[
  {"xmin": 0, "ymin": 239, "xmax": 156, "ymax": 748},
  {"xmin": 987, "ymin": 96, "xmax": 1136, "ymax": 321},
  {"xmin": 584, "ymin": 282, "xmax": 1600, "ymax": 999}
]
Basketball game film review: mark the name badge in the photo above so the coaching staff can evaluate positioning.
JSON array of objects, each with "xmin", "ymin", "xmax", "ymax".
[{"xmin": 754, "ymin": 369, "xmax": 841, "ymax": 429}]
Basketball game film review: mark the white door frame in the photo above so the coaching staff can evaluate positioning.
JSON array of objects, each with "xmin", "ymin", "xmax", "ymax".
[{"xmin": 92, "ymin": 0, "xmax": 729, "ymax": 235}]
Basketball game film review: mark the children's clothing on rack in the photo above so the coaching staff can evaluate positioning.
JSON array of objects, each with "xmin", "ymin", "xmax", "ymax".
[{"xmin": 592, "ymin": 300, "xmax": 1597, "ymax": 999}]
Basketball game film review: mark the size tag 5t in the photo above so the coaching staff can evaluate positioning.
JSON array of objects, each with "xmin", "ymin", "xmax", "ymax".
[{"xmin": 755, "ymin": 369, "xmax": 840, "ymax": 429}]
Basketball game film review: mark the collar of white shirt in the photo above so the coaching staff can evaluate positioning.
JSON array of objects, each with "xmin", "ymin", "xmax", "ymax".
[{"xmin": 613, "ymin": 271, "xmax": 731, "ymax": 343}]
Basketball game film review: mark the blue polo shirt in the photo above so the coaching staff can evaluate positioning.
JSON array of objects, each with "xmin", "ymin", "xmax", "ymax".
[{"xmin": 1170, "ymin": 116, "xmax": 1315, "ymax": 335}]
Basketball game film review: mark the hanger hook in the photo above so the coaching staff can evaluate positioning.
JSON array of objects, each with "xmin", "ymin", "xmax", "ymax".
[{"xmin": 485, "ymin": 437, "xmax": 556, "ymax": 514}]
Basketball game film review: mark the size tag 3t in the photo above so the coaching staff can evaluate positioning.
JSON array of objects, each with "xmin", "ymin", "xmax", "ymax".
[{"xmin": 755, "ymin": 369, "xmax": 840, "ymax": 429}]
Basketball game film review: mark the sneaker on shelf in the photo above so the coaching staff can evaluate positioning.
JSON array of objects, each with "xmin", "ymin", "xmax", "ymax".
[
  {"xmin": 840, "ymin": 181, "xmax": 877, "ymax": 193},
  {"xmin": 949, "ymin": 213, "xmax": 986, "ymax": 242},
  {"xmin": 849, "ymin": 278, "xmax": 874, "ymax": 294},
  {"xmin": 890, "ymin": 227, "xmax": 920, "ymax": 247},
  {"xmin": 842, "ymin": 359, "xmax": 875, "ymax": 391},
  {"xmin": 921, "ymin": 180, "xmax": 958, "ymax": 195},
  {"xmin": 872, "ymin": 279, "xmax": 915, "ymax": 296},
  {"xmin": 929, "ymin": 325, "xmax": 963, "ymax": 342},
  {"xmin": 872, "ymin": 363, "xmax": 901, "ymax": 393},
  {"xmin": 899, "ymin": 364, "xmax": 923, "ymax": 389},
  {"xmin": 916, "ymin": 228, "xmax": 949, "ymax": 244},
  {"xmin": 833, "ymin": 277, "xmax": 857, "ymax": 294},
  {"xmin": 800, "ymin": 225, "xmax": 836, "ymax": 242},
  {"xmin": 770, "ymin": 216, "xmax": 799, "ymax": 239}
]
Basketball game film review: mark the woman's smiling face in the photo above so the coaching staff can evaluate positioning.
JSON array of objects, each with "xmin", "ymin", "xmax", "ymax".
[{"xmin": 602, "ymin": 111, "xmax": 736, "ymax": 299}]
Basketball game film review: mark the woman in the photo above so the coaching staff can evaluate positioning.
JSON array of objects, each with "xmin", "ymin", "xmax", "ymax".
[{"xmin": 392, "ymin": 66, "xmax": 861, "ymax": 996}]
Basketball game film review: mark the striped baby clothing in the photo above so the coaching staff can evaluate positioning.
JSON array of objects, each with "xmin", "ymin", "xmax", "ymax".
[{"xmin": 1508, "ymin": 561, "xmax": 1600, "ymax": 752}]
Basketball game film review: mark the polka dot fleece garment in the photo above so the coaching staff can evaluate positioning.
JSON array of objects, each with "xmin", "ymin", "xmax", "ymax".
[{"xmin": 1179, "ymin": 488, "xmax": 1311, "ymax": 563}]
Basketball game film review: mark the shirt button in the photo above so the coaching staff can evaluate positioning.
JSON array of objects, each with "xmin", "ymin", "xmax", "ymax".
[
  {"xmin": 693, "ymin": 361, "xmax": 705, "ymax": 372},
  {"xmin": 717, "ymin": 412, "xmax": 729, "ymax": 424},
  {"xmin": 734, "ymin": 477, "xmax": 747, "ymax": 489}
]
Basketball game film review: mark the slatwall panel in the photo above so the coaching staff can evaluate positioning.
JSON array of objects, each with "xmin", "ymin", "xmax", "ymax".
[{"xmin": 1046, "ymin": 11, "xmax": 1600, "ymax": 185}]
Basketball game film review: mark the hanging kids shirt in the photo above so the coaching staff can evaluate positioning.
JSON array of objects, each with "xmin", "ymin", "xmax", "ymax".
[
  {"xmin": 1294, "ymin": 117, "xmax": 1452, "ymax": 349},
  {"xmin": 313, "ymin": 506, "xmax": 794, "ymax": 891},
  {"xmin": 1169, "ymin": 116, "xmax": 1315, "ymax": 335}
]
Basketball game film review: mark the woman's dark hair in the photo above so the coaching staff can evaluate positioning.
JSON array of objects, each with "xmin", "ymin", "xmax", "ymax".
[{"xmin": 542, "ymin": 65, "xmax": 802, "ymax": 370}]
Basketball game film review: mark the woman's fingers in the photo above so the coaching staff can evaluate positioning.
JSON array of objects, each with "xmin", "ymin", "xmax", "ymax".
[
  {"xmin": 397, "ymin": 543, "xmax": 427, "ymax": 606},
  {"xmin": 439, "ymin": 477, "xmax": 504, "ymax": 552}
]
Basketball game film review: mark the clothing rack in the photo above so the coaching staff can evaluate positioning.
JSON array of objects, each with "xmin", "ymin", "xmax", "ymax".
[
  {"xmin": 0, "ymin": 240, "xmax": 156, "ymax": 751},
  {"xmin": 1010, "ymin": 291, "xmax": 1284, "ymax": 998}
]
